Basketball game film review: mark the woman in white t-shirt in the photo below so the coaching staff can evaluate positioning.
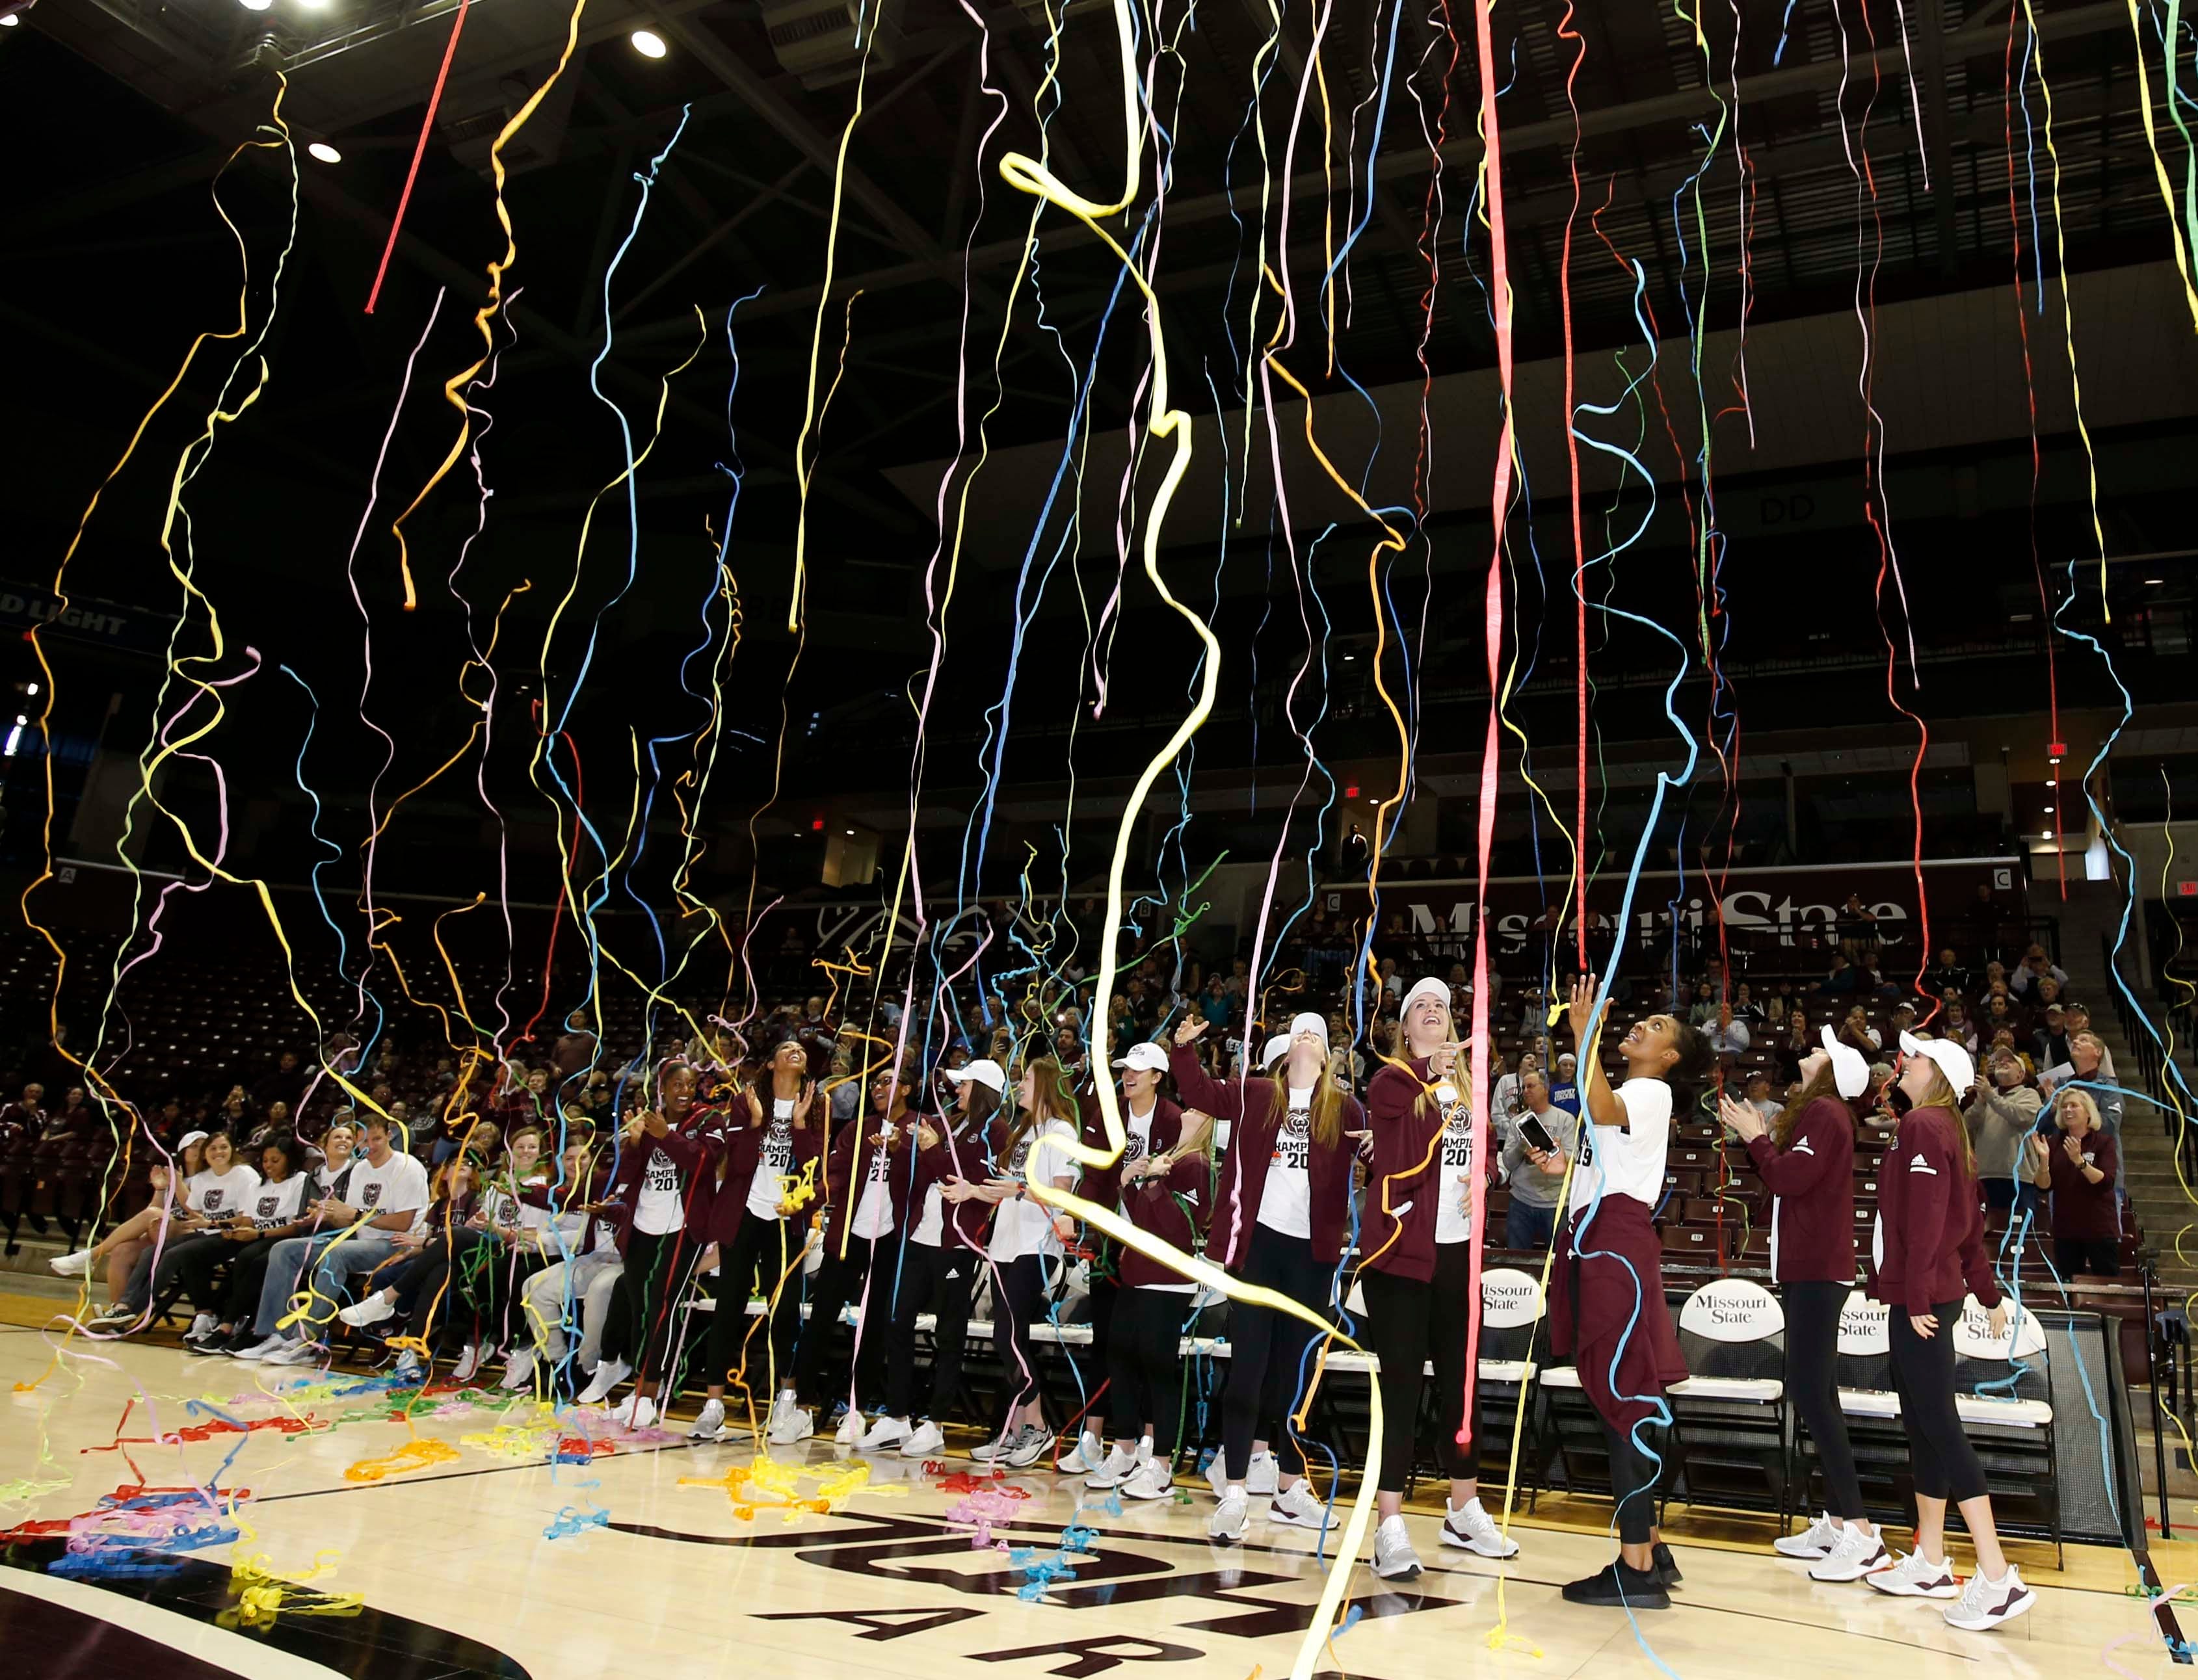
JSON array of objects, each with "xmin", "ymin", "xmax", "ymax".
[
  {"xmin": 98, "ymin": 1132, "xmax": 261, "ymax": 1329},
  {"xmin": 962, "ymin": 1057, "xmax": 1081, "ymax": 1469},
  {"xmin": 1552, "ymin": 974, "xmax": 1716, "ymax": 1612}
]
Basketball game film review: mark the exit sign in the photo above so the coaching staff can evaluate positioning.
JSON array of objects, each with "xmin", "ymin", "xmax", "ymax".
[
  {"xmin": 2049, "ymin": 741, "xmax": 2068, "ymax": 757},
  {"xmin": 2180, "ymin": 882, "xmax": 2198, "ymax": 898}
]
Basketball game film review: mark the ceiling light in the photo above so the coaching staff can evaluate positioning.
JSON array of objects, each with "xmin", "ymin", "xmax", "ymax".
[
  {"xmin": 236, "ymin": 0, "xmax": 272, "ymax": 10},
  {"xmin": 307, "ymin": 141, "xmax": 342, "ymax": 164},
  {"xmin": 2043, "ymin": 805, "xmax": 2055, "ymax": 814},
  {"xmin": 0, "ymin": 12, "xmax": 20, "ymax": 25},
  {"xmin": 844, "ymin": 828, "xmax": 855, "ymax": 836},
  {"xmin": 295, "ymin": 0, "xmax": 330, "ymax": 9},
  {"xmin": 2145, "ymin": 577, "xmax": 2165, "ymax": 586},
  {"xmin": 630, "ymin": 28, "xmax": 667, "ymax": 56}
]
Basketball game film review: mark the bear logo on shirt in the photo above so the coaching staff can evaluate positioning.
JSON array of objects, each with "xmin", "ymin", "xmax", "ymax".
[{"xmin": 203, "ymin": 1190, "xmax": 225, "ymax": 1211}]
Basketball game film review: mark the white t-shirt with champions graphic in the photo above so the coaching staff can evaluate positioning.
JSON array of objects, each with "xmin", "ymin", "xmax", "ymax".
[
  {"xmin": 1433, "ymin": 1082, "xmax": 1477, "ymax": 1246},
  {"xmin": 748, "ymin": 1098, "xmax": 799, "ymax": 1220},
  {"xmin": 1258, "ymin": 1086, "xmax": 1316, "ymax": 1239},
  {"xmin": 635, "ymin": 1146, "xmax": 685, "ymax": 1235},
  {"xmin": 852, "ymin": 1133, "xmax": 896, "ymax": 1240}
]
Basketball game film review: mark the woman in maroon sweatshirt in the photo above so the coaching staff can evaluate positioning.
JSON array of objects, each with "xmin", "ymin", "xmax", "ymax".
[
  {"xmin": 786, "ymin": 1064, "xmax": 920, "ymax": 1441},
  {"xmin": 577, "ymin": 1062, "xmax": 727, "ymax": 1428},
  {"xmin": 689, "ymin": 1038, "xmax": 827, "ymax": 1445},
  {"xmin": 1169, "ymin": 1010, "xmax": 1359, "ymax": 1545},
  {"xmin": 1084, "ymin": 1122, "xmax": 1211, "ymax": 1501},
  {"xmin": 1356, "ymin": 977, "xmax": 1522, "ymax": 1582},
  {"xmin": 1865, "ymin": 1034, "xmax": 2035, "ymax": 1633},
  {"xmin": 1062, "ymin": 1043, "xmax": 1187, "ymax": 1478},
  {"xmin": 1719, "ymin": 1027, "xmax": 1883, "ymax": 1581},
  {"xmin": 856, "ymin": 1058, "xmax": 1005, "ymax": 1458}
]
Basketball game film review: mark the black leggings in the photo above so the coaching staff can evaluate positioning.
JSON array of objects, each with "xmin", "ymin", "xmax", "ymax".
[
  {"xmin": 883, "ymin": 1240, "xmax": 977, "ymax": 1420},
  {"xmin": 1783, "ymin": 1278, "xmax": 1865, "ymax": 1520},
  {"xmin": 1601, "ymin": 1415, "xmax": 1670, "ymax": 1545},
  {"xmin": 158, "ymin": 1233, "xmax": 243, "ymax": 1313},
  {"xmin": 793, "ymin": 1231, "xmax": 882, "ymax": 1408},
  {"xmin": 220, "ymin": 1238, "xmax": 282, "ymax": 1324},
  {"xmin": 706, "ymin": 1212, "xmax": 806, "ymax": 1393},
  {"xmin": 1888, "ymin": 1298, "xmax": 1989, "ymax": 1503},
  {"xmin": 992, "ymin": 1252, "xmax": 1052, "ymax": 1426},
  {"xmin": 602, "ymin": 1226, "xmax": 705, "ymax": 1382},
  {"xmin": 2054, "ymin": 1236, "xmax": 2119, "ymax": 1278},
  {"xmin": 1106, "ymin": 1286, "xmax": 1192, "ymax": 1462},
  {"xmin": 1358, "ymin": 1241, "xmax": 1477, "ymax": 1493},
  {"xmin": 1223, "ymin": 1223, "xmax": 1334, "ymax": 1483}
]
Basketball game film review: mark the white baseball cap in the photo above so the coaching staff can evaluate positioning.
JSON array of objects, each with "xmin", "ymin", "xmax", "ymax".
[
  {"xmin": 1898, "ymin": 1030, "xmax": 1975, "ymax": 1098},
  {"xmin": 177, "ymin": 1129, "xmax": 209, "ymax": 1152},
  {"xmin": 1399, "ymin": 977, "xmax": 1450, "ymax": 1016},
  {"xmin": 1111, "ymin": 1042, "xmax": 1169, "ymax": 1074},
  {"xmin": 1818, "ymin": 1026, "xmax": 1870, "ymax": 1100},
  {"xmin": 942, "ymin": 1058, "xmax": 1006, "ymax": 1094},
  {"xmin": 1260, "ymin": 1034, "xmax": 1291, "ymax": 1070},
  {"xmin": 1288, "ymin": 1011, "xmax": 1329, "ymax": 1045}
]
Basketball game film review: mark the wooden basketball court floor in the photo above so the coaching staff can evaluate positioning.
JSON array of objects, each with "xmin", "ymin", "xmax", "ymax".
[{"xmin": 3, "ymin": 1304, "xmax": 2190, "ymax": 1680}]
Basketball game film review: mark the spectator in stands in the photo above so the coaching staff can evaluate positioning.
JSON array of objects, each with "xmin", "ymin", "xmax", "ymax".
[
  {"xmin": 1491, "ymin": 1051, "xmax": 1537, "ymax": 1127},
  {"xmin": 1742, "ymin": 1070, "xmax": 1780, "ymax": 1124},
  {"xmin": 2009, "ymin": 944, "xmax": 2067, "ymax": 1001},
  {"xmin": 1200, "ymin": 975, "xmax": 1234, "ymax": 1030},
  {"xmin": 1838, "ymin": 1006, "xmax": 1881, "ymax": 1055},
  {"xmin": 2031, "ymin": 1003, "xmax": 2072, "ymax": 1070},
  {"xmin": 1548, "ymin": 1052, "xmax": 1581, "ymax": 1115},
  {"xmin": 1836, "ymin": 893, "xmax": 1879, "ymax": 962},
  {"xmin": 2039, "ymin": 1033, "xmax": 2123, "ymax": 1197},
  {"xmin": 1980, "ymin": 992, "xmax": 2025, "ymax": 1043},
  {"xmin": 230, "ymin": 1112, "xmax": 432, "ymax": 1366},
  {"xmin": 1731, "ymin": 983, "xmax": 1765, "ymax": 1024},
  {"xmin": 1943, "ymin": 1000, "xmax": 1978, "ymax": 1057},
  {"xmin": 1498, "ymin": 1071, "xmax": 1576, "ymax": 1251},
  {"xmin": 1819, "ymin": 953, "xmax": 1862, "ymax": 997},
  {"xmin": 552, "ymin": 1010, "xmax": 598, "ymax": 1079},
  {"xmin": 1719, "ymin": 1029, "xmax": 1883, "ymax": 1583},
  {"xmin": 1963, "ymin": 1049, "xmax": 2042, "ymax": 1209},
  {"xmin": 1706, "ymin": 1004, "xmax": 1750, "ymax": 1057},
  {"xmin": 1765, "ymin": 980, "xmax": 1795, "ymax": 1025},
  {"xmin": 1922, "ymin": 949, "xmax": 1970, "ymax": 1001},
  {"xmin": 2059, "ymin": 1003, "xmax": 2115, "ymax": 1079},
  {"xmin": 1686, "ymin": 980, "xmax": 1717, "ymax": 1027},
  {"xmin": 2024, "ymin": 1088, "xmax": 2120, "ymax": 1276},
  {"xmin": 252, "ymin": 1051, "xmax": 309, "ymax": 1115},
  {"xmin": 1777, "ymin": 1012, "xmax": 1812, "ymax": 1086}
]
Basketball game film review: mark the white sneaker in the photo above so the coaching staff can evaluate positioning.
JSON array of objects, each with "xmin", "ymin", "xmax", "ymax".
[
  {"xmin": 1440, "ymin": 1495, "xmax": 1520, "ymax": 1558},
  {"xmin": 1268, "ymin": 1479, "xmax": 1328, "ymax": 1531},
  {"xmin": 1808, "ymin": 1523, "xmax": 1891, "ymax": 1582},
  {"xmin": 767, "ymin": 1398, "xmax": 814, "ymax": 1445},
  {"xmin": 1086, "ymin": 1443, "xmax": 1141, "ymax": 1489},
  {"xmin": 265, "ymin": 1338, "xmax": 324, "ymax": 1367},
  {"xmin": 1864, "ymin": 1549, "xmax": 1962, "ymax": 1599},
  {"xmin": 230, "ymin": 1333, "xmax": 292, "ymax": 1362},
  {"xmin": 392, "ymin": 1351, "xmax": 423, "ymax": 1382},
  {"xmin": 899, "ymin": 1420, "xmax": 945, "ymax": 1457},
  {"xmin": 1005, "ymin": 1426, "xmax": 1055, "ymax": 1469},
  {"xmin": 1246, "ymin": 1449, "xmax": 1280, "ymax": 1497},
  {"xmin": 1206, "ymin": 1454, "xmax": 1231, "ymax": 1500},
  {"xmin": 860, "ymin": 1415, "xmax": 910, "ymax": 1452},
  {"xmin": 1119, "ymin": 1461, "xmax": 1174, "ymax": 1501},
  {"xmin": 452, "ymin": 1343, "xmax": 488, "ymax": 1384},
  {"xmin": 689, "ymin": 1398, "xmax": 728, "ymax": 1441},
  {"xmin": 835, "ymin": 1408, "xmax": 866, "ymax": 1446},
  {"xmin": 1373, "ymin": 1514, "xmax": 1422, "ymax": 1580},
  {"xmin": 1209, "ymin": 1488, "xmax": 1249, "ymax": 1542},
  {"xmin": 499, "ymin": 1348, "xmax": 537, "ymax": 1392},
  {"xmin": 49, "ymin": 1248, "xmax": 92, "ymax": 1278},
  {"xmin": 970, "ymin": 1432, "xmax": 1011, "ymax": 1463},
  {"xmin": 1774, "ymin": 1510, "xmax": 1840, "ymax": 1559},
  {"xmin": 612, "ymin": 1393, "xmax": 659, "ymax": 1430},
  {"xmin": 338, "ymin": 1294, "xmax": 394, "ymax": 1329},
  {"xmin": 1943, "ymin": 1564, "xmax": 2037, "ymax": 1631},
  {"xmin": 188, "ymin": 1312, "xmax": 217, "ymax": 1339},
  {"xmin": 576, "ymin": 1357, "xmax": 631, "ymax": 1405},
  {"xmin": 1057, "ymin": 1430, "xmax": 1104, "ymax": 1475}
]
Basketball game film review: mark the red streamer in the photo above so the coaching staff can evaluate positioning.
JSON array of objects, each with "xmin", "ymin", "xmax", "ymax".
[{"xmin": 364, "ymin": 0, "xmax": 475, "ymax": 315}]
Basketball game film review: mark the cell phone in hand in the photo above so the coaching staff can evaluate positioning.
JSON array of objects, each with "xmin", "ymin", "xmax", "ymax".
[{"xmin": 1516, "ymin": 1112, "xmax": 1559, "ymax": 1156}]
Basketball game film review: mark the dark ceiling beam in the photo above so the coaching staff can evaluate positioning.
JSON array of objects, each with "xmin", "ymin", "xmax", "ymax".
[
  {"xmin": 610, "ymin": 0, "xmax": 2132, "ymax": 347},
  {"xmin": 1913, "ymin": 0, "xmax": 1961, "ymax": 274}
]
